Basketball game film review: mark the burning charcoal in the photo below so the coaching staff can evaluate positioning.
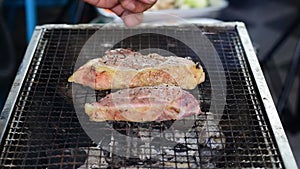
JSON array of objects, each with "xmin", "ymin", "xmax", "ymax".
[
  {"xmin": 138, "ymin": 143, "xmax": 159, "ymax": 160},
  {"xmin": 99, "ymin": 130, "xmax": 142, "ymax": 159},
  {"xmin": 86, "ymin": 112, "xmax": 226, "ymax": 168},
  {"xmin": 199, "ymin": 147, "xmax": 218, "ymax": 163},
  {"xmin": 206, "ymin": 133, "xmax": 226, "ymax": 150},
  {"xmin": 174, "ymin": 143, "xmax": 192, "ymax": 152},
  {"xmin": 195, "ymin": 112, "xmax": 226, "ymax": 149},
  {"xmin": 111, "ymin": 122, "xmax": 142, "ymax": 137},
  {"xmin": 105, "ymin": 154, "xmax": 127, "ymax": 168},
  {"xmin": 161, "ymin": 153, "xmax": 199, "ymax": 169},
  {"xmin": 150, "ymin": 141, "xmax": 199, "ymax": 165},
  {"xmin": 78, "ymin": 148, "xmax": 108, "ymax": 169},
  {"xmin": 164, "ymin": 162, "xmax": 197, "ymax": 169},
  {"xmin": 198, "ymin": 147, "xmax": 226, "ymax": 169},
  {"xmin": 201, "ymin": 162, "xmax": 217, "ymax": 169},
  {"xmin": 104, "ymin": 151, "xmax": 151, "ymax": 168},
  {"xmin": 47, "ymin": 148, "xmax": 87, "ymax": 169},
  {"xmin": 142, "ymin": 146, "xmax": 200, "ymax": 169},
  {"xmin": 101, "ymin": 137, "xmax": 151, "ymax": 168},
  {"xmin": 150, "ymin": 137, "xmax": 177, "ymax": 148}
]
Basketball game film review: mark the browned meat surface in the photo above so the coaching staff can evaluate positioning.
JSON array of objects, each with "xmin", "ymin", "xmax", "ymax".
[
  {"xmin": 85, "ymin": 85, "xmax": 202, "ymax": 122},
  {"xmin": 69, "ymin": 48, "xmax": 205, "ymax": 90}
]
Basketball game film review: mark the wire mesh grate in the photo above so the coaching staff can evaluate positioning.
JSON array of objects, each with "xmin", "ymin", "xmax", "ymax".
[{"xmin": 0, "ymin": 25, "xmax": 284, "ymax": 168}]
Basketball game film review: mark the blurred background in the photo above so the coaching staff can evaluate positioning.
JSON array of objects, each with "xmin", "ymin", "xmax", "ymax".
[{"xmin": 0, "ymin": 0, "xmax": 299, "ymax": 166}]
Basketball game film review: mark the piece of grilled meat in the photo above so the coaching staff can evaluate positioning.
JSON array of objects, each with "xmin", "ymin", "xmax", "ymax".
[
  {"xmin": 68, "ymin": 49, "xmax": 205, "ymax": 90},
  {"xmin": 85, "ymin": 85, "xmax": 202, "ymax": 122}
]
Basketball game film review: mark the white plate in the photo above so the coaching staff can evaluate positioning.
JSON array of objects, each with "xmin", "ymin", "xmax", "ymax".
[{"xmin": 144, "ymin": 0, "xmax": 228, "ymax": 19}]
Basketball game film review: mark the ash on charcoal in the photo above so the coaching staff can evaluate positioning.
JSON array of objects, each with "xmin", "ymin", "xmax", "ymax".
[
  {"xmin": 195, "ymin": 112, "xmax": 226, "ymax": 150},
  {"xmin": 78, "ymin": 147, "xmax": 108, "ymax": 169},
  {"xmin": 79, "ymin": 112, "xmax": 225, "ymax": 168}
]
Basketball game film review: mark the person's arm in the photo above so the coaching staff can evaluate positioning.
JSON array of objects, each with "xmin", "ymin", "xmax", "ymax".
[{"xmin": 84, "ymin": 0, "xmax": 157, "ymax": 26}]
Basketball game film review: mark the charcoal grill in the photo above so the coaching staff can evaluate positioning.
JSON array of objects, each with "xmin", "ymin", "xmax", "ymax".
[{"xmin": 0, "ymin": 22, "xmax": 297, "ymax": 168}]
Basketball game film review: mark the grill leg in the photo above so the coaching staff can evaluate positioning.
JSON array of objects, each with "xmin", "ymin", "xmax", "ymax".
[
  {"xmin": 277, "ymin": 38, "xmax": 300, "ymax": 114},
  {"xmin": 277, "ymin": 38, "xmax": 300, "ymax": 133},
  {"xmin": 261, "ymin": 12, "xmax": 300, "ymax": 64}
]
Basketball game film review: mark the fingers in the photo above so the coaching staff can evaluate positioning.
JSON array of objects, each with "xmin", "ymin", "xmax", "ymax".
[
  {"xmin": 119, "ymin": 0, "xmax": 136, "ymax": 11},
  {"xmin": 84, "ymin": 0, "xmax": 119, "ymax": 8},
  {"xmin": 84, "ymin": 0, "xmax": 157, "ymax": 13},
  {"xmin": 84, "ymin": 0, "xmax": 155, "ymax": 27},
  {"xmin": 138, "ymin": 0, "xmax": 157, "ymax": 5},
  {"xmin": 121, "ymin": 11, "xmax": 144, "ymax": 27},
  {"xmin": 111, "ymin": 4, "xmax": 125, "ymax": 16},
  {"xmin": 119, "ymin": 0, "xmax": 156, "ymax": 13}
]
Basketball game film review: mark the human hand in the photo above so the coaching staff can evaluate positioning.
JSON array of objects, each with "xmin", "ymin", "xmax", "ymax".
[{"xmin": 84, "ymin": 0, "xmax": 157, "ymax": 27}]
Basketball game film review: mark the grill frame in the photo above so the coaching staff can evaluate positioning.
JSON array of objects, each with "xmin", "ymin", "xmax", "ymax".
[
  {"xmin": 0, "ymin": 22, "xmax": 297, "ymax": 168},
  {"xmin": 235, "ymin": 24, "xmax": 297, "ymax": 169}
]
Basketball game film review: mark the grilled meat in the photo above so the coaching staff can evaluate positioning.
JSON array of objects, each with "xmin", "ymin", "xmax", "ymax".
[
  {"xmin": 85, "ymin": 85, "xmax": 202, "ymax": 122},
  {"xmin": 68, "ymin": 48, "xmax": 205, "ymax": 90}
]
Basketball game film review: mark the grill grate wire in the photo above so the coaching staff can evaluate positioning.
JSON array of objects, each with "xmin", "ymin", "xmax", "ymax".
[{"xmin": 0, "ymin": 26, "xmax": 284, "ymax": 168}]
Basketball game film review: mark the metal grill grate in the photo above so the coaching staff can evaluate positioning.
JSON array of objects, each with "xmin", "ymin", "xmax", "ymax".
[{"xmin": 0, "ymin": 24, "xmax": 288, "ymax": 168}]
